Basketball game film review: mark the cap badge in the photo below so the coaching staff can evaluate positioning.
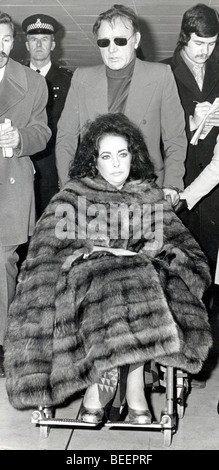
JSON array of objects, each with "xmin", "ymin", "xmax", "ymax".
[{"xmin": 26, "ymin": 17, "xmax": 54, "ymax": 33}]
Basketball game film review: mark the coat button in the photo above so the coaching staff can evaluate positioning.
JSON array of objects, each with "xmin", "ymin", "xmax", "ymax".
[
  {"xmin": 9, "ymin": 177, "xmax": 15, "ymax": 184},
  {"xmin": 198, "ymin": 163, "xmax": 204, "ymax": 169}
]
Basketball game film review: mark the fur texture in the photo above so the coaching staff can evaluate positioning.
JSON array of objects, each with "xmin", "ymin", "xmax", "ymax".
[{"xmin": 4, "ymin": 176, "xmax": 212, "ymax": 409}]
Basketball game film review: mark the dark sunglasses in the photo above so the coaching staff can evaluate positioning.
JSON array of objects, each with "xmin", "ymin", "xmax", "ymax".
[{"xmin": 97, "ymin": 33, "xmax": 134, "ymax": 48}]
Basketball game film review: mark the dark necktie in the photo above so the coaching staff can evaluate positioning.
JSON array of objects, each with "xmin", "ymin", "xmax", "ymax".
[
  {"xmin": 193, "ymin": 64, "xmax": 204, "ymax": 90},
  {"xmin": 36, "ymin": 69, "xmax": 40, "ymax": 73}
]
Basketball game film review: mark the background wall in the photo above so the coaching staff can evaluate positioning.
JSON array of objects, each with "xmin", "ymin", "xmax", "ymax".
[{"xmin": 1, "ymin": 0, "xmax": 219, "ymax": 70}]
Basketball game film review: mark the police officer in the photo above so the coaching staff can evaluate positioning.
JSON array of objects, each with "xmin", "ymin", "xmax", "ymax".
[{"xmin": 22, "ymin": 14, "xmax": 73, "ymax": 218}]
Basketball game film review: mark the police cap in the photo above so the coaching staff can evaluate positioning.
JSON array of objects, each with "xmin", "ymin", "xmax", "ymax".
[{"xmin": 22, "ymin": 14, "xmax": 59, "ymax": 35}]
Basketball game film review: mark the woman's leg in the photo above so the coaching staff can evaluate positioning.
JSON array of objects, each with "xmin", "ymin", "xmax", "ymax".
[
  {"xmin": 126, "ymin": 363, "xmax": 152, "ymax": 424},
  {"xmin": 83, "ymin": 382, "xmax": 102, "ymax": 409},
  {"xmin": 81, "ymin": 368, "xmax": 118, "ymax": 423},
  {"xmin": 83, "ymin": 368, "xmax": 118, "ymax": 409},
  {"xmin": 126, "ymin": 363, "xmax": 148, "ymax": 410},
  {"xmin": 81, "ymin": 383, "xmax": 105, "ymax": 424}
]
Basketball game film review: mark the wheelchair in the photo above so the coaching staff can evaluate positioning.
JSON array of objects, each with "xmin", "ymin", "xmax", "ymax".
[{"xmin": 31, "ymin": 364, "xmax": 189, "ymax": 447}]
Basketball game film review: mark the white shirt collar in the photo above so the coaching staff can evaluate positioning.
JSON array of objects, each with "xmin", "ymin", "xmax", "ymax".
[
  {"xmin": 30, "ymin": 61, "xmax": 51, "ymax": 77},
  {"xmin": 0, "ymin": 66, "xmax": 6, "ymax": 82}
]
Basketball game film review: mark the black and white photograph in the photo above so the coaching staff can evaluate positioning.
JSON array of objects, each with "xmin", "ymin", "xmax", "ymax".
[{"xmin": 0, "ymin": 0, "xmax": 218, "ymax": 459}]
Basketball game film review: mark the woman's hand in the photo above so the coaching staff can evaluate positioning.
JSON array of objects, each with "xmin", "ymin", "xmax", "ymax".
[
  {"xmin": 163, "ymin": 187, "xmax": 180, "ymax": 207},
  {"xmin": 91, "ymin": 246, "xmax": 136, "ymax": 257}
]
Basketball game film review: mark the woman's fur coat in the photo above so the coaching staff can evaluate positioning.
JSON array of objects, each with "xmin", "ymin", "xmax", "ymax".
[{"xmin": 4, "ymin": 176, "xmax": 212, "ymax": 409}]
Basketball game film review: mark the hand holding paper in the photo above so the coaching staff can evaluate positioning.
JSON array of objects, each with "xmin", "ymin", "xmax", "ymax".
[
  {"xmin": 190, "ymin": 98, "xmax": 219, "ymax": 145},
  {"xmin": 0, "ymin": 119, "xmax": 13, "ymax": 157}
]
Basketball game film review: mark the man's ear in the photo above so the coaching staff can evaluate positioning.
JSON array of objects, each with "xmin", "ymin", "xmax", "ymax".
[
  {"xmin": 25, "ymin": 40, "xmax": 30, "ymax": 52},
  {"xmin": 51, "ymin": 40, "xmax": 56, "ymax": 51},
  {"xmin": 10, "ymin": 38, "xmax": 14, "ymax": 51},
  {"xmin": 134, "ymin": 32, "xmax": 141, "ymax": 49}
]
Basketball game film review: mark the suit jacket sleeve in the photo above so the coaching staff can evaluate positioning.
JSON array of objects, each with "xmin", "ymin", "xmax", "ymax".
[
  {"xmin": 161, "ymin": 65, "xmax": 187, "ymax": 190},
  {"xmin": 18, "ymin": 76, "xmax": 51, "ymax": 156},
  {"xmin": 56, "ymin": 70, "xmax": 79, "ymax": 187},
  {"xmin": 180, "ymin": 135, "xmax": 219, "ymax": 209}
]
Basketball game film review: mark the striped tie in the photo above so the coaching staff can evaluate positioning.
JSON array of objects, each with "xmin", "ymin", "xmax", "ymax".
[{"xmin": 193, "ymin": 65, "xmax": 204, "ymax": 90}]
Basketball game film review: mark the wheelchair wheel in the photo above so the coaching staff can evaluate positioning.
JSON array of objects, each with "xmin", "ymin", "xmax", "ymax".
[
  {"xmin": 39, "ymin": 406, "xmax": 53, "ymax": 439},
  {"xmin": 163, "ymin": 428, "xmax": 172, "ymax": 447},
  {"xmin": 177, "ymin": 389, "xmax": 185, "ymax": 419},
  {"xmin": 176, "ymin": 371, "xmax": 188, "ymax": 419},
  {"xmin": 40, "ymin": 423, "xmax": 49, "ymax": 439}
]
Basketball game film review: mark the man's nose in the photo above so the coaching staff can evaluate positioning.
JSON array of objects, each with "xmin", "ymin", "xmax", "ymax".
[
  {"xmin": 36, "ymin": 39, "xmax": 42, "ymax": 47},
  {"xmin": 202, "ymin": 43, "xmax": 209, "ymax": 54},
  {"xmin": 0, "ymin": 41, "xmax": 5, "ymax": 52},
  {"xmin": 108, "ymin": 39, "xmax": 117, "ymax": 53}
]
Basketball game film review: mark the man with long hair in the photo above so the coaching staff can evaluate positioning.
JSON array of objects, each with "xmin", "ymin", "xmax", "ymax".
[{"xmin": 164, "ymin": 4, "xmax": 219, "ymax": 312}]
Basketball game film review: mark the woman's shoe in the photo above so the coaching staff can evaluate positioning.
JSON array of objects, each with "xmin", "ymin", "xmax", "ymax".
[
  {"xmin": 128, "ymin": 406, "xmax": 152, "ymax": 425},
  {"xmin": 80, "ymin": 403, "xmax": 105, "ymax": 425},
  {"xmin": 80, "ymin": 368, "xmax": 118, "ymax": 424}
]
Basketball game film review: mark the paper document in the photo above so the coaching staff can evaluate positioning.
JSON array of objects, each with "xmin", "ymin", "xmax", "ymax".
[
  {"xmin": 215, "ymin": 249, "xmax": 219, "ymax": 285},
  {"xmin": 0, "ymin": 118, "xmax": 13, "ymax": 157},
  {"xmin": 190, "ymin": 98, "xmax": 219, "ymax": 145}
]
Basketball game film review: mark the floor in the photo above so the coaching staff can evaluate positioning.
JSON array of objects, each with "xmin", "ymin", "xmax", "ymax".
[{"xmin": 0, "ymin": 351, "xmax": 218, "ymax": 451}]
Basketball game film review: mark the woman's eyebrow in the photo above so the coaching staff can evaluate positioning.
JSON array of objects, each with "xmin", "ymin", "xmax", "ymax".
[{"xmin": 99, "ymin": 151, "xmax": 111, "ymax": 156}]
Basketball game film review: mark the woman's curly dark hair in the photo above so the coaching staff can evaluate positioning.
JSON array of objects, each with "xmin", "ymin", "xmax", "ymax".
[{"xmin": 69, "ymin": 113, "xmax": 155, "ymax": 183}]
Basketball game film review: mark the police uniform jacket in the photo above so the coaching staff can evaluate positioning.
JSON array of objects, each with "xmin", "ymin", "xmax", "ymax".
[
  {"xmin": 31, "ymin": 63, "xmax": 72, "ymax": 190},
  {"xmin": 0, "ymin": 58, "xmax": 51, "ymax": 246}
]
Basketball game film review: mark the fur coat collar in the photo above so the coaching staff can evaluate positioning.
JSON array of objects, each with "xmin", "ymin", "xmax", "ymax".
[{"xmin": 4, "ymin": 176, "xmax": 212, "ymax": 409}]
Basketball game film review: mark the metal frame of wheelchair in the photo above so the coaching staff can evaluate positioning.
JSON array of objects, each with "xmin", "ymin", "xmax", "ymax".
[{"xmin": 31, "ymin": 365, "xmax": 189, "ymax": 447}]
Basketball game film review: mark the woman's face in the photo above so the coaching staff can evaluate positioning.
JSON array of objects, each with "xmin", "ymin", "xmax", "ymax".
[{"xmin": 96, "ymin": 134, "xmax": 132, "ymax": 188}]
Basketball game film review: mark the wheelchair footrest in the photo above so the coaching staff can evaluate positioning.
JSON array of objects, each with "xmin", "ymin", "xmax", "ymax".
[
  {"xmin": 31, "ymin": 415, "xmax": 97, "ymax": 427},
  {"xmin": 105, "ymin": 420, "xmax": 162, "ymax": 429}
]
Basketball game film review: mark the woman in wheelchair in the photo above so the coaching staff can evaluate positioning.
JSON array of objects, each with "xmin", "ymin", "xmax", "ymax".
[{"xmin": 4, "ymin": 113, "xmax": 212, "ymax": 425}]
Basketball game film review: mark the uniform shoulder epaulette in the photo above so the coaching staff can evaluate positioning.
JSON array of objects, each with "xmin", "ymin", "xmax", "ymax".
[{"xmin": 58, "ymin": 66, "xmax": 73, "ymax": 77}]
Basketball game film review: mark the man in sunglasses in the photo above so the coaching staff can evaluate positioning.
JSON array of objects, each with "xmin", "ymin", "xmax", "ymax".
[{"xmin": 56, "ymin": 4, "xmax": 187, "ymax": 205}]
